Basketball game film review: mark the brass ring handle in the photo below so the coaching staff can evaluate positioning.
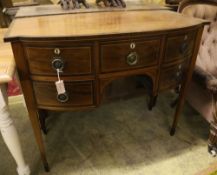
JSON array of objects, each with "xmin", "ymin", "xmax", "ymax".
[
  {"xmin": 57, "ymin": 92, "xmax": 69, "ymax": 103},
  {"xmin": 52, "ymin": 57, "xmax": 64, "ymax": 70},
  {"xmin": 126, "ymin": 52, "xmax": 139, "ymax": 66}
]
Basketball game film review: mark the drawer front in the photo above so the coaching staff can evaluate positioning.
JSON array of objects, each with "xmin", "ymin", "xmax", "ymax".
[
  {"xmin": 25, "ymin": 46, "xmax": 92, "ymax": 75},
  {"xmin": 100, "ymin": 39, "xmax": 161, "ymax": 73},
  {"xmin": 164, "ymin": 32, "xmax": 195, "ymax": 62},
  {"xmin": 33, "ymin": 81, "xmax": 94, "ymax": 107},
  {"xmin": 160, "ymin": 62, "xmax": 188, "ymax": 90}
]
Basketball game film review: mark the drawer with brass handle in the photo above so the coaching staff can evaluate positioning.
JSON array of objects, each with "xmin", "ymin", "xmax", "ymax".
[
  {"xmin": 33, "ymin": 80, "xmax": 94, "ymax": 107},
  {"xmin": 100, "ymin": 39, "xmax": 161, "ymax": 73},
  {"xmin": 126, "ymin": 52, "xmax": 139, "ymax": 66},
  {"xmin": 25, "ymin": 46, "xmax": 93, "ymax": 75}
]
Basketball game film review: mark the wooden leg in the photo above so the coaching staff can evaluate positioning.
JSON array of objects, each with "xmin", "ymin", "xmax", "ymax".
[
  {"xmin": 15, "ymin": 72, "xmax": 50, "ymax": 172},
  {"xmin": 38, "ymin": 109, "xmax": 48, "ymax": 135},
  {"xmin": 136, "ymin": 75, "xmax": 157, "ymax": 111},
  {"xmin": 27, "ymin": 107, "xmax": 50, "ymax": 172},
  {"xmin": 147, "ymin": 95, "xmax": 158, "ymax": 111},
  {"xmin": 15, "ymin": 73, "xmax": 49, "ymax": 171},
  {"xmin": 12, "ymin": 43, "xmax": 49, "ymax": 172},
  {"xmin": 170, "ymin": 27, "xmax": 204, "ymax": 136},
  {"xmin": 0, "ymin": 84, "xmax": 30, "ymax": 175},
  {"xmin": 23, "ymin": 84, "xmax": 50, "ymax": 172},
  {"xmin": 170, "ymin": 86, "xmax": 184, "ymax": 136},
  {"xmin": 170, "ymin": 82, "xmax": 193, "ymax": 135}
]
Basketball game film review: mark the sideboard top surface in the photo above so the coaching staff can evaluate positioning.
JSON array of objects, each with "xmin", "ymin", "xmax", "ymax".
[{"xmin": 4, "ymin": 10, "xmax": 207, "ymax": 42}]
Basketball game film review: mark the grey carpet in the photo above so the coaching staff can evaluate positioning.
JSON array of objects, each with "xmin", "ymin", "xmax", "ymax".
[{"xmin": 0, "ymin": 92, "xmax": 216, "ymax": 175}]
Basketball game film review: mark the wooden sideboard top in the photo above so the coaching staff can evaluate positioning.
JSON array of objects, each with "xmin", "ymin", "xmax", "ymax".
[{"xmin": 4, "ymin": 10, "xmax": 208, "ymax": 42}]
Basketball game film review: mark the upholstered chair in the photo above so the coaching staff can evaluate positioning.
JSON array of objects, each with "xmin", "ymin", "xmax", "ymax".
[{"xmin": 179, "ymin": 0, "xmax": 217, "ymax": 155}]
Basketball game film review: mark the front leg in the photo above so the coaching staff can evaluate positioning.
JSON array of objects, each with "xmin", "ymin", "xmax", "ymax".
[
  {"xmin": 147, "ymin": 95, "xmax": 158, "ymax": 111},
  {"xmin": 0, "ymin": 85, "xmax": 30, "ymax": 175},
  {"xmin": 38, "ymin": 109, "xmax": 48, "ymax": 135}
]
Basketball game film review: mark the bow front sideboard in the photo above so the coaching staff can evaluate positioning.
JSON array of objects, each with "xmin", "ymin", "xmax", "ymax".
[{"xmin": 4, "ymin": 9, "xmax": 208, "ymax": 171}]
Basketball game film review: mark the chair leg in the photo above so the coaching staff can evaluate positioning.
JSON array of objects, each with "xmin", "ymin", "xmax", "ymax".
[{"xmin": 0, "ymin": 85, "xmax": 30, "ymax": 175}]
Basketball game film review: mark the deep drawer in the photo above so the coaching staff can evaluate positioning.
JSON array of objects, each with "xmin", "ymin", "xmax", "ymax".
[
  {"xmin": 164, "ymin": 32, "xmax": 195, "ymax": 63},
  {"xmin": 100, "ymin": 39, "xmax": 161, "ymax": 73},
  {"xmin": 33, "ymin": 80, "xmax": 94, "ymax": 107},
  {"xmin": 25, "ymin": 46, "xmax": 92, "ymax": 75}
]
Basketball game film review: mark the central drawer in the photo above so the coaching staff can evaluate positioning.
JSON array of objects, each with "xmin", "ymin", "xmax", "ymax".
[
  {"xmin": 33, "ymin": 80, "xmax": 94, "ymax": 107},
  {"xmin": 100, "ymin": 39, "xmax": 161, "ymax": 73},
  {"xmin": 25, "ymin": 46, "xmax": 93, "ymax": 75}
]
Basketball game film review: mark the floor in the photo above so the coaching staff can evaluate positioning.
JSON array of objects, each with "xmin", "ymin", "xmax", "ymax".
[{"xmin": 0, "ymin": 92, "xmax": 217, "ymax": 175}]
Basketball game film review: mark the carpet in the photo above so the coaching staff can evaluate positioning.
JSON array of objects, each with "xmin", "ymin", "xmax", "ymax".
[{"xmin": 1, "ymin": 92, "xmax": 217, "ymax": 175}]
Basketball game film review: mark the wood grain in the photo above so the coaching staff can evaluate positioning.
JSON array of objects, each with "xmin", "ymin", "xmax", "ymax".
[
  {"xmin": 4, "ymin": 10, "xmax": 208, "ymax": 42},
  {"xmin": 25, "ymin": 44, "xmax": 93, "ymax": 75},
  {"xmin": 33, "ymin": 80, "xmax": 94, "ymax": 107},
  {"xmin": 100, "ymin": 38, "xmax": 161, "ymax": 73}
]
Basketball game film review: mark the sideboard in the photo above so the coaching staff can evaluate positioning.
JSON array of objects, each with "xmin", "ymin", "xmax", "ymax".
[{"xmin": 4, "ymin": 8, "xmax": 208, "ymax": 171}]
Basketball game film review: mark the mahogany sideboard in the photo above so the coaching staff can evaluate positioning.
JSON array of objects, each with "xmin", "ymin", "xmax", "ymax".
[{"xmin": 4, "ymin": 9, "xmax": 208, "ymax": 171}]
